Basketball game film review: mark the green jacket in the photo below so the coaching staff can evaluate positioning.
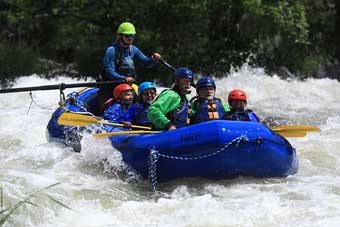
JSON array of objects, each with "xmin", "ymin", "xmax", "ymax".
[{"xmin": 147, "ymin": 89, "xmax": 185, "ymax": 130}]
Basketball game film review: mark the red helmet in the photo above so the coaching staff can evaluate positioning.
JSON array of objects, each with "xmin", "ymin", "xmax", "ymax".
[
  {"xmin": 228, "ymin": 89, "xmax": 247, "ymax": 103},
  {"xmin": 113, "ymin": 84, "xmax": 133, "ymax": 101}
]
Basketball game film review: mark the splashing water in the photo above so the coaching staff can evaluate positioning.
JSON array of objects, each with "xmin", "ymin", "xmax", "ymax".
[{"xmin": 1, "ymin": 66, "xmax": 340, "ymax": 227}]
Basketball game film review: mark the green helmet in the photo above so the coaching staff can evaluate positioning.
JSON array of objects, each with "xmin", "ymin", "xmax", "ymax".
[{"xmin": 117, "ymin": 22, "xmax": 136, "ymax": 35}]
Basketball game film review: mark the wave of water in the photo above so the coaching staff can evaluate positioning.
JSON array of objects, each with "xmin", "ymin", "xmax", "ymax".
[{"xmin": 1, "ymin": 66, "xmax": 340, "ymax": 227}]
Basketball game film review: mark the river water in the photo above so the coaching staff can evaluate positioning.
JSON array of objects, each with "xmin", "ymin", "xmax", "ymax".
[{"xmin": 1, "ymin": 65, "xmax": 340, "ymax": 227}]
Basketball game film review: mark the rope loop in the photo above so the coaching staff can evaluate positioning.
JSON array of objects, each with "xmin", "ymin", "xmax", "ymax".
[
  {"xmin": 147, "ymin": 135, "xmax": 249, "ymax": 191},
  {"xmin": 66, "ymin": 91, "xmax": 87, "ymax": 112},
  {"xmin": 148, "ymin": 147, "xmax": 160, "ymax": 191}
]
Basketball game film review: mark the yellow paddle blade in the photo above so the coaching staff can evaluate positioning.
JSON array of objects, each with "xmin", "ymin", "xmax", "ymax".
[
  {"xmin": 57, "ymin": 112, "xmax": 152, "ymax": 130},
  {"xmin": 94, "ymin": 130, "xmax": 161, "ymax": 138},
  {"xmin": 271, "ymin": 125, "xmax": 321, "ymax": 138},
  {"xmin": 274, "ymin": 131, "xmax": 308, "ymax": 138},
  {"xmin": 58, "ymin": 113, "xmax": 102, "ymax": 126}
]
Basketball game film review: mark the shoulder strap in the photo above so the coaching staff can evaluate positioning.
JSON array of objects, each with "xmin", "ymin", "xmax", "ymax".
[
  {"xmin": 215, "ymin": 97, "xmax": 222, "ymax": 102},
  {"xmin": 152, "ymin": 88, "xmax": 170, "ymax": 103},
  {"xmin": 189, "ymin": 96, "xmax": 198, "ymax": 103},
  {"xmin": 114, "ymin": 44, "xmax": 123, "ymax": 67},
  {"xmin": 99, "ymin": 98, "xmax": 115, "ymax": 114}
]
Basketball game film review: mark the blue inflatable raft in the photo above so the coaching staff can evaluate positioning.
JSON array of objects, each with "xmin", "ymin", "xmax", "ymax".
[{"xmin": 46, "ymin": 88, "xmax": 299, "ymax": 185}]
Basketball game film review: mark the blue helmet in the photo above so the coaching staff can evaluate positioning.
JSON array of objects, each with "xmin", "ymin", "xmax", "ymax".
[
  {"xmin": 174, "ymin": 67, "xmax": 194, "ymax": 81},
  {"xmin": 138, "ymin": 81, "xmax": 156, "ymax": 95},
  {"xmin": 197, "ymin": 76, "xmax": 216, "ymax": 89}
]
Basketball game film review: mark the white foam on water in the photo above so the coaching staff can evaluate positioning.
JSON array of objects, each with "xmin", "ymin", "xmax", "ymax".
[{"xmin": 1, "ymin": 67, "xmax": 340, "ymax": 226}]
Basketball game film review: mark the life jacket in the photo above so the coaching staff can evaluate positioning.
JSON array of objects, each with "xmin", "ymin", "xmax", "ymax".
[
  {"xmin": 154, "ymin": 88, "xmax": 190, "ymax": 129},
  {"xmin": 165, "ymin": 95, "xmax": 190, "ymax": 128},
  {"xmin": 132, "ymin": 103, "xmax": 150, "ymax": 126},
  {"xmin": 190, "ymin": 97, "xmax": 225, "ymax": 124},
  {"xmin": 102, "ymin": 43, "xmax": 136, "ymax": 81},
  {"xmin": 116, "ymin": 45, "xmax": 135, "ymax": 77},
  {"xmin": 224, "ymin": 109, "xmax": 259, "ymax": 122}
]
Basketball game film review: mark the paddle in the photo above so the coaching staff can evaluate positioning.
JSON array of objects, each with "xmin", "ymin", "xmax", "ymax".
[
  {"xmin": 57, "ymin": 112, "xmax": 152, "ymax": 130},
  {"xmin": 58, "ymin": 112, "xmax": 320, "ymax": 138},
  {"xmin": 271, "ymin": 125, "xmax": 321, "ymax": 138},
  {"xmin": 94, "ymin": 130, "xmax": 161, "ymax": 138},
  {"xmin": 158, "ymin": 59, "xmax": 197, "ymax": 88},
  {"xmin": 159, "ymin": 59, "xmax": 176, "ymax": 72},
  {"xmin": 94, "ymin": 125, "xmax": 321, "ymax": 138},
  {"xmin": 0, "ymin": 81, "xmax": 123, "ymax": 94}
]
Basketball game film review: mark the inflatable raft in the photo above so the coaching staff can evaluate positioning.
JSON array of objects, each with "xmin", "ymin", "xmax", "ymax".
[{"xmin": 46, "ymin": 88, "xmax": 299, "ymax": 187}]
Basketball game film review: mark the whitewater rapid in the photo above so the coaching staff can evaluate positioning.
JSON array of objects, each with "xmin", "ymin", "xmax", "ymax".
[{"xmin": 1, "ymin": 65, "xmax": 340, "ymax": 227}]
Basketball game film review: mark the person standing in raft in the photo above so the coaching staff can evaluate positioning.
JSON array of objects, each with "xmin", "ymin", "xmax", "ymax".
[
  {"xmin": 147, "ymin": 67, "xmax": 194, "ymax": 130},
  {"xmin": 103, "ymin": 84, "xmax": 134, "ymax": 123},
  {"xmin": 121, "ymin": 81, "xmax": 157, "ymax": 128},
  {"xmin": 223, "ymin": 89, "xmax": 260, "ymax": 122},
  {"xmin": 190, "ymin": 76, "xmax": 230, "ymax": 124},
  {"xmin": 98, "ymin": 22, "xmax": 161, "ymax": 107}
]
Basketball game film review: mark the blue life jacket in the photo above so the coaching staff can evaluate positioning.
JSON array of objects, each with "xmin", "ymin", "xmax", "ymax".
[
  {"xmin": 102, "ymin": 43, "xmax": 136, "ymax": 81},
  {"xmin": 132, "ymin": 103, "xmax": 150, "ymax": 126},
  {"xmin": 191, "ymin": 98, "xmax": 225, "ymax": 124},
  {"xmin": 224, "ymin": 109, "xmax": 259, "ymax": 123},
  {"xmin": 166, "ymin": 94, "xmax": 189, "ymax": 129},
  {"xmin": 114, "ymin": 43, "xmax": 135, "ymax": 77}
]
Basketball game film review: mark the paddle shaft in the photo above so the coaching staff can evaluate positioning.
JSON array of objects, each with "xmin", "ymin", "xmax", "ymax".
[
  {"xmin": 87, "ymin": 119, "xmax": 152, "ymax": 130},
  {"xmin": 95, "ymin": 124, "xmax": 321, "ymax": 138},
  {"xmin": 159, "ymin": 59, "xmax": 176, "ymax": 72},
  {"xmin": 0, "ymin": 81, "xmax": 124, "ymax": 94},
  {"xmin": 159, "ymin": 59, "xmax": 197, "ymax": 88},
  {"xmin": 0, "ymin": 59, "xmax": 180, "ymax": 94},
  {"xmin": 58, "ymin": 112, "xmax": 320, "ymax": 138},
  {"xmin": 94, "ymin": 130, "xmax": 161, "ymax": 137}
]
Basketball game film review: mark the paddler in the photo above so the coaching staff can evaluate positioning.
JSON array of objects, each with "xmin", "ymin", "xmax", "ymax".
[
  {"xmin": 98, "ymin": 22, "xmax": 161, "ymax": 107},
  {"xmin": 223, "ymin": 89, "xmax": 260, "ymax": 122},
  {"xmin": 147, "ymin": 67, "xmax": 194, "ymax": 130},
  {"xmin": 190, "ymin": 76, "xmax": 229, "ymax": 124}
]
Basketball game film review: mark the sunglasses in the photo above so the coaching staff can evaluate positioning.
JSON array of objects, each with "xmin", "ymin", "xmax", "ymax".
[
  {"xmin": 142, "ymin": 91, "xmax": 156, "ymax": 96},
  {"xmin": 122, "ymin": 34, "xmax": 135, "ymax": 38}
]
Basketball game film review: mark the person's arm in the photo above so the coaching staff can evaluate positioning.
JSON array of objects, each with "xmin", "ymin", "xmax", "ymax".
[
  {"xmin": 222, "ymin": 100, "xmax": 230, "ymax": 112},
  {"xmin": 248, "ymin": 111, "xmax": 260, "ymax": 123},
  {"xmin": 189, "ymin": 99, "xmax": 198, "ymax": 116},
  {"xmin": 103, "ymin": 47, "xmax": 126, "ymax": 81},
  {"xmin": 254, "ymin": 113, "xmax": 260, "ymax": 123},
  {"xmin": 147, "ymin": 90, "xmax": 181, "ymax": 130},
  {"xmin": 133, "ymin": 46, "xmax": 157, "ymax": 68}
]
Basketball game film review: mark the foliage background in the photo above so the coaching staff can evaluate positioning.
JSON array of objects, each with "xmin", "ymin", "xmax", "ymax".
[{"xmin": 1, "ymin": 0, "xmax": 340, "ymax": 86}]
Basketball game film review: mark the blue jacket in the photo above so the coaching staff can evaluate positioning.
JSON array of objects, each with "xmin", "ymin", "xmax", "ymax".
[
  {"xmin": 103, "ymin": 42, "xmax": 157, "ymax": 81},
  {"xmin": 123, "ymin": 102, "xmax": 151, "ymax": 126},
  {"xmin": 223, "ymin": 109, "xmax": 260, "ymax": 123},
  {"xmin": 103, "ymin": 102, "xmax": 130, "ymax": 123}
]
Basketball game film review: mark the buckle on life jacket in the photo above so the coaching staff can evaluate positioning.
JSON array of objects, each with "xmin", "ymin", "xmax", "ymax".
[{"xmin": 208, "ymin": 103, "xmax": 219, "ymax": 120}]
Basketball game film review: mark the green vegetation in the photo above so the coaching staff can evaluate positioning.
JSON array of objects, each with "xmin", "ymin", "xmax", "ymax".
[
  {"xmin": 1, "ymin": 0, "xmax": 339, "ymax": 85},
  {"xmin": 0, "ymin": 183, "xmax": 72, "ymax": 226}
]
